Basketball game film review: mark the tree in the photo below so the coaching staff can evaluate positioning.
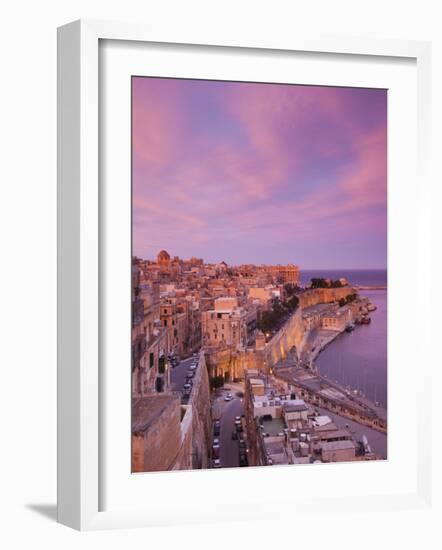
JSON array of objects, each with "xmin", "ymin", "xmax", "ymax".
[
  {"xmin": 210, "ymin": 375, "xmax": 225, "ymax": 390},
  {"xmin": 310, "ymin": 278, "xmax": 328, "ymax": 288},
  {"xmin": 284, "ymin": 283, "xmax": 299, "ymax": 297},
  {"xmin": 286, "ymin": 295, "xmax": 299, "ymax": 312}
]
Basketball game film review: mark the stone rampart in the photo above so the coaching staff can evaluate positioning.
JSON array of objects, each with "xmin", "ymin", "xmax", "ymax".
[
  {"xmin": 205, "ymin": 288, "xmax": 357, "ymax": 379},
  {"xmin": 188, "ymin": 352, "xmax": 212, "ymax": 469},
  {"xmin": 297, "ymin": 287, "xmax": 355, "ymax": 308}
]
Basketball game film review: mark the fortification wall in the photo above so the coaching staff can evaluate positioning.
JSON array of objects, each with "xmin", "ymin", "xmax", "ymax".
[
  {"xmin": 188, "ymin": 352, "xmax": 212, "ymax": 469},
  {"xmin": 170, "ymin": 405, "xmax": 193, "ymax": 471},
  {"xmin": 298, "ymin": 287, "xmax": 355, "ymax": 308},
  {"xmin": 205, "ymin": 288, "xmax": 357, "ymax": 379},
  {"xmin": 263, "ymin": 307, "xmax": 305, "ymax": 366}
]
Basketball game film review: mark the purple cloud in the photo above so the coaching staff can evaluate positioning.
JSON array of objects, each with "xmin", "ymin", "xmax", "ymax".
[{"xmin": 132, "ymin": 77, "xmax": 387, "ymax": 269}]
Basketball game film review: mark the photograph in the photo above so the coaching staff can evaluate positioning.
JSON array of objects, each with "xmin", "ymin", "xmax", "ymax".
[{"xmin": 131, "ymin": 76, "xmax": 387, "ymax": 473}]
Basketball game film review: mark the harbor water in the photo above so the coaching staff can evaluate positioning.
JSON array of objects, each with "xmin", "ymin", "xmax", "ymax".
[{"xmin": 303, "ymin": 270, "xmax": 387, "ymax": 410}]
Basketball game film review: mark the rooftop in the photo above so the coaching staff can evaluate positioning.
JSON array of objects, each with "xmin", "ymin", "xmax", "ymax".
[
  {"xmin": 320, "ymin": 440, "xmax": 356, "ymax": 452},
  {"xmin": 132, "ymin": 394, "xmax": 179, "ymax": 433},
  {"xmin": 261, "ymin": 417, "xmax": 285, "ymax": 436},
  {"xmin": 283, "ymin": 399, "xmax": 308, "ymax": 413}
]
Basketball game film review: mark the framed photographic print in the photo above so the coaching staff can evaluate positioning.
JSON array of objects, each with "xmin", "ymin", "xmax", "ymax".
[{"xmin": 57, "ymin": 20, "xmax": 432, "ymax": 530}]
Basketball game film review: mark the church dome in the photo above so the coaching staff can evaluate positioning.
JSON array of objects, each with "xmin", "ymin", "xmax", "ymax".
[{"xmin": 157, "ymin": 250, "xmax": 171, "ymax": 263}]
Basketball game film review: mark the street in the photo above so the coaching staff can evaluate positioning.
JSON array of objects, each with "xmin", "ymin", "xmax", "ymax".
[
  {"xmin": 212, "ymin": 385, "xmax": 245, "ymax": 468},
  {"xmin": 170, "ymin": 355, "xmax": 198, "ymax": 393}
]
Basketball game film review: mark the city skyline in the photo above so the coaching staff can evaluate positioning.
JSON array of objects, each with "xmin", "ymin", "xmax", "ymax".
[
  {"xmin": 133, "ymin": 78, "xmax": 387, "ymax": 269},
  {"xmin": 135, "ymin": 249, "xmax": 387, "ymax": 273}
]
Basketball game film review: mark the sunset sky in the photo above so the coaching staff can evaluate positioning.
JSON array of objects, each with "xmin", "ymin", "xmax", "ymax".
[{"xmin": 132, "ymin": 77, "xmax": 387, "ymax": 269}]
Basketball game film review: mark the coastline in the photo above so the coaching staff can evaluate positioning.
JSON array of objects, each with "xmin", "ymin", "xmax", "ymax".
[
  {"xmin": 298, "ymin": 290, "xmax": 388, "ymax": 421},
  {"xmin": 309, "ymin": 290, "xmax": 388, "ymax": 412},
  {"xmin": 306, "ymin": 329, "xmax": 343, "ymax": 365}
]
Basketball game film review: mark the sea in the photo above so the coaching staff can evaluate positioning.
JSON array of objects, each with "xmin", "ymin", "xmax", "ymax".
[{"xmin": 301, "ymin": 269, "xmax": 388, "ymax": 409}]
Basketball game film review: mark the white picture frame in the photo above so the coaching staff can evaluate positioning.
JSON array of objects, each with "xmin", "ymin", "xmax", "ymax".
[{"xmin": 57, "ymin": 19, "xmax": 432, "ymax": 531}]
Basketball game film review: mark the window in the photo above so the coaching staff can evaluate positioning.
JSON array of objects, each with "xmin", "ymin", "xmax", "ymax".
[
  {"xmin": 158, "ymin": 355, "xmax": 166, "ymax": 374},
  {"xmin": 164, "ymin": 319, "xmax": 167, "ymax": 326},
  {"xmin": 149, "ymin": 352, "xmax": 154, "ymax": 369}
]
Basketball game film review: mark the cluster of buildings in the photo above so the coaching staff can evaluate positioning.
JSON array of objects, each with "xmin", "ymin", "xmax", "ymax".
[
  {"xmin": 302, "ymin": 302, "xmax": 353, "ymax": 332},
  {"xmin": 131, "ymin": 250, "xmax": 302, "ymax": 472},
  {"xmin": 243, "ymin": 370, "xmax": 376, "ymax": 466},
  {"xmin": 132, "ymin": 250, "xmax": 301, "ymax": 395}
]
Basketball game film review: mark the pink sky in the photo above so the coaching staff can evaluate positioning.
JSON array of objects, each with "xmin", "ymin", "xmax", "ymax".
[{"xmin": 132, "ymin": 77, "xmax": 387, "ymax": 269}]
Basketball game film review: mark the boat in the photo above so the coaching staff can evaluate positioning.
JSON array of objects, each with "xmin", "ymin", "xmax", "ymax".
[
  {"xmin": 367, "ymin": 303, "xmax": 377, "ymax": 312},
  {"xmin": 360, "ymin": 316, "xmax": 371, "ymax": 325},
  {"xmin": 345, "ymin": 323, "xmax": 355, "ymax": 333}
]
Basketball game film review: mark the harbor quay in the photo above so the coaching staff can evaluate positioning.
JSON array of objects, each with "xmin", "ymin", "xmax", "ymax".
[
  {"xmin": 273, "ymin": 354, "xmax": 387, "ymax": 433},
  {"xmin": 271, "ymin": 293, "xmax": 387, "ymax": 434}
]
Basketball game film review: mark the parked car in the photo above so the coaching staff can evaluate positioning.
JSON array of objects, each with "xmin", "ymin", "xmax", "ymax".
[
  {"xmin": 239, "ymin": 453, "xmax": 248, "ymax": 467},
  {"xmin": 189, "ymin": 364, "xmax": 197, "ymax": 370},
  {"xmin": 231, "ymin": 430, "xmax": 238, "ymax": 440},
  {"xmin": 213, "ymin": 459, "xmax": 221, "ymax": 468},
  {"xmin": 212, "ymin": 440, "xmax": 220, "ymax": 459},
  {"xmin": 236, "ymin": 424, "xmax": 243, "ymax": 433},
  {"xmin": 224, "ymin": 394, "xmax": 233, "ymax": 402},
  {"xmin": 213, "ymin": 421, "xmax": 220, "ymax": 437},
  {"xmin": 186, "ymin": 370, "xmax": 195, "ymax": 378},
  {"xmin": 183, "ymin": 383, "xmax": 192, "ymax": 391}
]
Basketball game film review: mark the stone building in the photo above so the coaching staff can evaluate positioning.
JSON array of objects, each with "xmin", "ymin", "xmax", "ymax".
[
  {"xmin": 201, "ymin": 297, "xmax": 251, "ymax": 350},
  {"xmin": 248, "ymin": 286, "xmax": 279, "ymax": 309},
  {"xmin": 258, "ymin": 263, "xmax": 300, "ymax": 284},
  {"xmin": 132, "ymin": 263, "xmax": 172, "ymax": 396},
  {"xmin": 321, "ymin": 306, "xmax": 352, "ymax": 331},
  {"xmin": 243, "ymin": 370, "xmax": 357, "ymax": 466}
]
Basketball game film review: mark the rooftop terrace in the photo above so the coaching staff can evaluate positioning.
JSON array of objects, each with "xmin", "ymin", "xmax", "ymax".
[{"xmin": 261, "ymin": 417, "xmax": 285, "ymax": 436}]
